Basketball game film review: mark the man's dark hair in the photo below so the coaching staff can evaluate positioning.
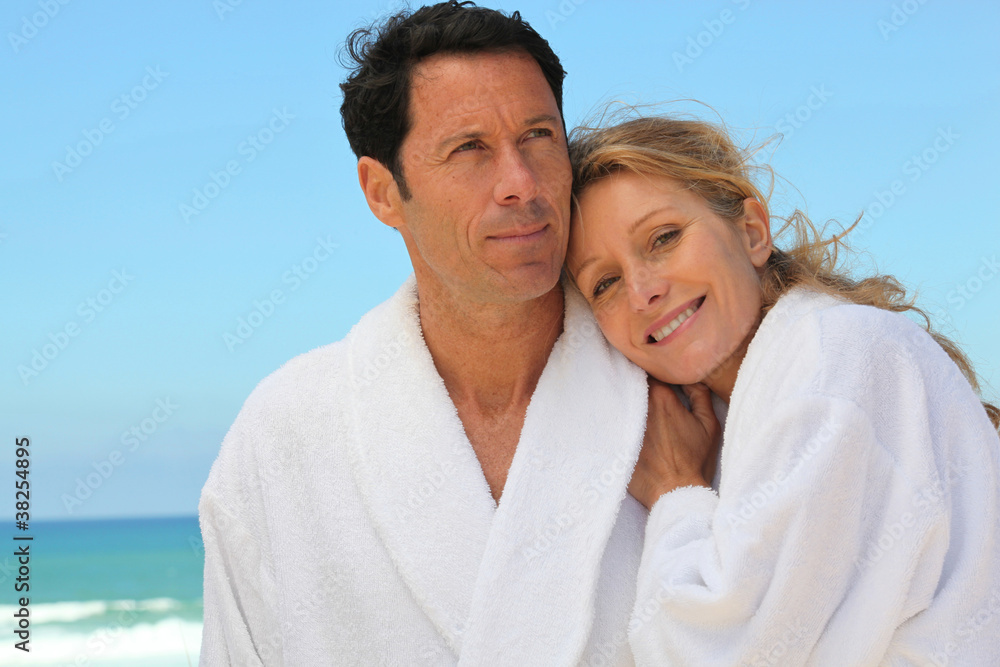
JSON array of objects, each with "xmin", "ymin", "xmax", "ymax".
[{"xmin": 339, "ymin": 1, "xmax": 566, "ymax": 199}]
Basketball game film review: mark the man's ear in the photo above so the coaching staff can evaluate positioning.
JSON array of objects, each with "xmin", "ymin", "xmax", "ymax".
[
  {"xmin": 358, "ymin": 156, "xmax": 405, "ymax": 230},
  {"xmin": 741, "ymin": 198, "xmax": 772, "ymax": 268}
]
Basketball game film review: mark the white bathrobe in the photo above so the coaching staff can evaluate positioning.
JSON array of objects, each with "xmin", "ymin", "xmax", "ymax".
[
  {"xmin": 199, "ymin": 275, "xmax": 650, "ymax": 666},
  {"xmin": 630, "ymin": 289, "xmax": 1000, "ymax": 666}
]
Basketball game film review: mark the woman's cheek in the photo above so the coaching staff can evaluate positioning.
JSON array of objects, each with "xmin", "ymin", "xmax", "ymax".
[{"xmin": 595, "ymin": 308, "xmax": 626, "ymax": 348}]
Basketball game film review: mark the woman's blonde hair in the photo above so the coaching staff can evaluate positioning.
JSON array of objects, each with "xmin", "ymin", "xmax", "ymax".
[{"xmin": 569, "ymin": 112, "xmax": 999, "ymax": 429}]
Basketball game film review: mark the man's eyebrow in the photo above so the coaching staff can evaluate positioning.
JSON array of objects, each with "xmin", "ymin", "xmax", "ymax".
[
  {"xmin": 435, "ymin": 115, "xmax": 562, "ymax": 153},
  {"xmin": 572, "ymin": 207, "xmax": 673, "ymax": 281},
  {"xmin": 435, "ymin": 130, "xmax": 483, "ymax": 153},
  {"xmin": 525, "ymin": 114, "xmax": 560, "ymax": 127}
]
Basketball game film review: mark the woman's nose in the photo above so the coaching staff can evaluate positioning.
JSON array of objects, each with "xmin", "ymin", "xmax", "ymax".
[{"xmin": 627, "ymin": 266, "xmax": 667, "ymax": 311}]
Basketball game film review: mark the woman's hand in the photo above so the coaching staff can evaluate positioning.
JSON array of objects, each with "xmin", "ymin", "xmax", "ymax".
[{"xmin": 628, "ymin": 379, "xmax": 722, "ymax": 510}]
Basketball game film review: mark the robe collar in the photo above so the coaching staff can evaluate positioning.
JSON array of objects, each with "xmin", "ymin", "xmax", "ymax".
[{"xmin": 344, "ymin": 275, "xmax": 648, "ymax": 662}]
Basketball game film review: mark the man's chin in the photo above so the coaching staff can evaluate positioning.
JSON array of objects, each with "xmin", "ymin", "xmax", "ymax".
[{"xmin": 489, "ymin": 262, "xmax": 564, "ymax": 303}]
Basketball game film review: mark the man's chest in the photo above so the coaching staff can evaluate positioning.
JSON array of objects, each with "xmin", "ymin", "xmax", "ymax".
[{"xmin": 454, "ymin": 402, "xmax": 526, "ymax": 503}]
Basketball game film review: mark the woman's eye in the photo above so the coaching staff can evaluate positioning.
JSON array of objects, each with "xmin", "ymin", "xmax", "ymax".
[
  {"xmin": 454, "ymin": 141, "xmax": 478, "ymax": 153},
  {"xmin": 652, "ymin": 230, "xmax": 679, "ymax": 248},
  {"xmin": 592, "ymin": 276, "xmax": 619, "ymax": 298}
]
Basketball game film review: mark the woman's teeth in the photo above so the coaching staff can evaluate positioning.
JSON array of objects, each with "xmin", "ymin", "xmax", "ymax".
[{"xmin": 650, "ymin": 302, "xmax": 700, "ymax": 343}]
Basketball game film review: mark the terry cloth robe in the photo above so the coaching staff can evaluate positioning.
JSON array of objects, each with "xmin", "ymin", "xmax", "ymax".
[
  {"xmin": 629, "ymin": 289, "xmax": 1000, "ymax": 666},
  {"xmin": 199, "ymin": 275, "xmax": 650, "ymax": 666}
]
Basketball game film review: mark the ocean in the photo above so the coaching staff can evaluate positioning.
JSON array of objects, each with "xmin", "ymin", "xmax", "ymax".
[{"xmin": 1, "ymin": 516, "xmax": 204, "ymax": 666}]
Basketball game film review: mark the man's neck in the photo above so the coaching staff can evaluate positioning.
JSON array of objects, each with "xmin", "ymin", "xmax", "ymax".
[{"xmin": 418, "ymin": 282, "xmax": 564, "ymax": 414}]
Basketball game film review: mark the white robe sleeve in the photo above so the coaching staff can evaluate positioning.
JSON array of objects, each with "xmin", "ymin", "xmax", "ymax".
[
  {"xmin": 629, "ymin": 390, "xmax": 951, "ymax": 666},
  {"xmin": 199, "ymin": 405, "xmax": 282, "ymax": 667}
]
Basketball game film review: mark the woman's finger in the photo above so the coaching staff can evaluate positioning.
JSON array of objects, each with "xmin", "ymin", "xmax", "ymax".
[
  {"xmin": 648, "ymin": 377, "xmax": 685, "ymax": 415},
  {"xmin": 683, "ymin": 383, "xmax": 720, "ymax": 437}
]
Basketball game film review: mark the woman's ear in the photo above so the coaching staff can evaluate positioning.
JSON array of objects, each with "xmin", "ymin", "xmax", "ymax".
[
  {"xmin": 358, "ymin": 157, "xmax": 405, "ymax": 230},
  {"xmin": 741, "ymin": 198, "xmax": 772, "ymax": 268}
]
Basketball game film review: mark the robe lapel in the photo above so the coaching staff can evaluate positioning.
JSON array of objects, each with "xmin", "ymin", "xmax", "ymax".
[
  {"xmin": 343, "ymin": 276, "xmax": 497, "ymax": 654},
  {"xmin": 459, "ymin": 284, "xmax": 648, "ymax": 665},
  {"xmin": 345, "ymin": 277, "xmax": 647, "ymax": 663}
]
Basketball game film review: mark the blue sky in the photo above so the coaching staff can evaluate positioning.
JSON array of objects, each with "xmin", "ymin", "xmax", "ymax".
[{"xmin": 3, "ymin": 0, "xmax": 998, "ymax": 520}]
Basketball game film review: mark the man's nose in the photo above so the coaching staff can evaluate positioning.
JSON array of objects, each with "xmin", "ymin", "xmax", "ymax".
[{"xmin": 493, "ymin": 146, "xmax": 539, "ymax": 204}]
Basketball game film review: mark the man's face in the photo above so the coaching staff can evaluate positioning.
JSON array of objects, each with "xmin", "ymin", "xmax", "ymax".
[{"xmin": 393, "ymin": 50, "xmax": 571, "ymax": 306}]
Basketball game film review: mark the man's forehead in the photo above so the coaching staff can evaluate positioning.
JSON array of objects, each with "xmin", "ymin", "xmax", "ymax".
[
  {"xmin": 405, "ymin": 50, "xmax": 559, "ymax": 143},
  {"xmin": 410, "ymin": 48, "xmax": 532, "ymax": 82}
]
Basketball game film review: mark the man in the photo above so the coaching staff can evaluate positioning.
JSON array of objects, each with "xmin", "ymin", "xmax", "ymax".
[{"xmin": 199, "ymin": 3, "xmax": 649, "ymax": 664}]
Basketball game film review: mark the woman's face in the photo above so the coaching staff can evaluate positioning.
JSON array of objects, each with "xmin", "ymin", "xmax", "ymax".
[{"xmin": 567, "ymin": 171, "xmax": 772, "ymax": 397}]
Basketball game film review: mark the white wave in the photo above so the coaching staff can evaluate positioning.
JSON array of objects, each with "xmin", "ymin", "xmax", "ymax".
[
  {"xmin": 134, "ymin": 597, "xmax": 184, "ymax": 613},
  {"xmin": 0, "ymin": 598, "xmax": 196, "ymax": 625},
  {"xmin": 0, "ymin": 600, "xmax": 109, "ymax": 624},
  {"xmin": 2, "ymin": 618, "xmax": 202, "ymax": 665}
]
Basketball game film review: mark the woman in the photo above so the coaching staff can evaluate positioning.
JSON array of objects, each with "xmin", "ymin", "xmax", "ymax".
[{"xmin": 566, "ymin": 114, "xmax": 1000, "ymax": 665}]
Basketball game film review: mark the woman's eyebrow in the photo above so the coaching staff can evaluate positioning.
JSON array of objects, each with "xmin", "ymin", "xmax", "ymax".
[
  {"xmin": 573, "ymin": 255, "xmax": 598, "ymax": 278},
  {"xmin": 572, "ymin": 204, "xmax": 681, "ymax": 277},
  {"xmin": 626, "ymin": 206, "xmax": 671, "ymax": 236}
]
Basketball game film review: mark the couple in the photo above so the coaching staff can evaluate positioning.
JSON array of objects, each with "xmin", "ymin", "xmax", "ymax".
[{"xmin": 198, "ymin": 2, "xmax": 1000, "ymax": 665}]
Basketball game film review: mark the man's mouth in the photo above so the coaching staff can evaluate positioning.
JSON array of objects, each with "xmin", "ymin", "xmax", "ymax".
[
  {"xmin": 647, "ymin": 297, "xmax": 704, "ymax": 343},
  {"xmin": 488, "ymin": 223, "xmax": 549, "ymax": 242}
]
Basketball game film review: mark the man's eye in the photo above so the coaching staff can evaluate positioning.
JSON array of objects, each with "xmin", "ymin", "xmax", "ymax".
[
  {"xmin": 527, "ymin": 128, "xmax": 553, "ymax": 139},
  {"xmin": 593, "ymin": 276, "xmax": 619, "ymax": 298},
  {"xmin": 454, "ymin": 141, "xmax": 478, "ymax": 153}
]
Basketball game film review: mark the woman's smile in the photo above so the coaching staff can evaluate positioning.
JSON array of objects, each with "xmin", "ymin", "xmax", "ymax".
[{"xmin": 646, "ymin": 295, "xmax": 705, "ymax": 344}]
